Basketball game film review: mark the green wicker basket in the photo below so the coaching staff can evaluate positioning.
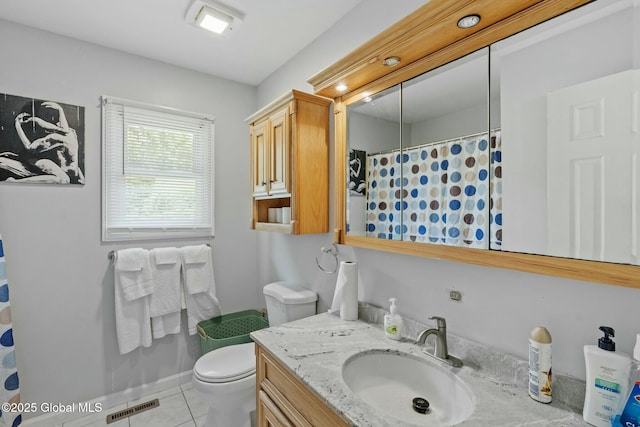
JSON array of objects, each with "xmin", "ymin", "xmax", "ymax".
[{"xmin": 196, "ymin": 309, "xmax": 269, "ymax": 355}]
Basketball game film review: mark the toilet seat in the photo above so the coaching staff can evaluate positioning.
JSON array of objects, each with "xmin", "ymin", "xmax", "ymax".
[{"xmin": 194, "ymin": 342, "xmax": 256, "ymax": 383}]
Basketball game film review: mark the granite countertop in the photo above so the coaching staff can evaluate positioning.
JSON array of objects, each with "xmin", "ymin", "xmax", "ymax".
[{"xmin": 251, "ymin": 307, "xmax": 588, "ymax": 427}]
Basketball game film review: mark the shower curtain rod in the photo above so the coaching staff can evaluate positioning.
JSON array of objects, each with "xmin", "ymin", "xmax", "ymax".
[
  {"xmin": 108, "ymin": 243, "xmax": 211, "ymax": 261},
  {"xmin": 368, "ymin": 128, "xmax": 501, "ymax": 156}
]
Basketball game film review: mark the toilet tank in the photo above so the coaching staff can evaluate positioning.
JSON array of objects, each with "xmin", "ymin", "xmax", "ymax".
[{"xmin": 263, "ymin": 282, "xmax": 317, "ymax": 326}]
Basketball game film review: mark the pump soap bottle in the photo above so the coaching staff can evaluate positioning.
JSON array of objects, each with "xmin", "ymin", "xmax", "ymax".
[
  {"xmin": 384, "ymin": 298, "xmax": 403, "ymax": 341},
  {"xmin": 612, "ymin": 333, "xmax": 640, "ymax": 427},
  {"xmin": 583, "ymin": 326, "xmax": 631, "ymax": 427}
]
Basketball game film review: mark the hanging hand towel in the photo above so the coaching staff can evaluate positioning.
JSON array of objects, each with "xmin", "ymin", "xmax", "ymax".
[
  {"xmin": 180, "ymin": 245, "xmax": 212, "ymax": 294},
  {"xmin": 151, "ymin": 312, "xmax": 181, "ymax": 339},
  {"xmin": 114, "ymin": 248, "xmax": 153, "ymax": 354},
  {"xmin": 180, "ymin": 245, "xmax": 221, "ymax": 335},
  {"xmin": 149, "ymin": 248, "xmax": 181, "ymax": 317},
  {"xmin": 115, "ymin": 248, "xmax": 154, "ymax": 301},
  {"xmin": 184, "ymin": 287, "xmax": 221, "ymax": 336}
]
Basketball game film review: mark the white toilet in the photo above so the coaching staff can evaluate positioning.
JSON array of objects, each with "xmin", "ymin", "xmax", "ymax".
[{"xmin": 192, "ymin": 282, "xmax": 317, "ymax": 427}]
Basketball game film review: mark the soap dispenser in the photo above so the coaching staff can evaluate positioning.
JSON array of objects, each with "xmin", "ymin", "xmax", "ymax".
[
  {"xmin": 583, "ymin": 326, "xmax": 631, "ymax": 427},
  {"xmin": 384, "ymin": 298, "xmax": 404, "ymax": 341},
  {"xmin": 612, "ymin": 333, "xmax": 640, "ymax": 427}
]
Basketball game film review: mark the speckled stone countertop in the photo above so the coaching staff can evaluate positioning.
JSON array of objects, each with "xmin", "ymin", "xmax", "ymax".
[{"xmin": 251, "ymin": 305, "xmax": 588, "ymax": 427}]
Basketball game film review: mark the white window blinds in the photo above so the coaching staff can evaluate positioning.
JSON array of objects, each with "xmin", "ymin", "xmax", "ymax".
[{"xmin": 102, "ymin": 96, "xmax": 214, "ymax": 241}]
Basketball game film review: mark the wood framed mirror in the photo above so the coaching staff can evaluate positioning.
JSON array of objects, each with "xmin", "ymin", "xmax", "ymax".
[{"xmin": 308, "ymin": 0, "xmax": 640, "ymax": 289}]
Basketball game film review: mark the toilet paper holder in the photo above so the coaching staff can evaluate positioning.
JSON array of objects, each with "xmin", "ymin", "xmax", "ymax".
[{"xmin": 315, "ymin": 244, "xmax": 339, "ymax": 274}]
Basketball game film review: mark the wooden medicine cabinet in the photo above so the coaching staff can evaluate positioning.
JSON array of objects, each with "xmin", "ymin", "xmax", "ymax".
[{"xmin": 308, "ymin": 0, "xmax": 640, "ymax": 289}]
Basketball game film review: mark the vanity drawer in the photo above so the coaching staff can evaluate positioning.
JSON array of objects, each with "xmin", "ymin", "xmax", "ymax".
[
  {"xmin": 258, "ymin": 390, "xmax": 295, "ymax": 427},
  {"xmin": 256, "ymin": 344, "xmax": 348, "ymax": 427}
]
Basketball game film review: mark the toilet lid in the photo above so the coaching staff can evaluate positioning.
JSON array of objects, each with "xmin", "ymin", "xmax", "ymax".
[{"xmin": 194, "ymin": 342, "xmax": 256, "ymax": 383}]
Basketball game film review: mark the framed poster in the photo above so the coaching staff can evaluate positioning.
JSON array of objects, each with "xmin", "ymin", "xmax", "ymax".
[
  {"xmin": 0, "ymin": 94, "xmax": 85, "ymax": 184},
  {"xmin": 348, "ymin": 149, "xmax": 366, "ymax": 195}
]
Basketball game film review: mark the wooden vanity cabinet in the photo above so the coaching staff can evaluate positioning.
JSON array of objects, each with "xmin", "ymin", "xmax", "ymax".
[
  {"xmin": 256, "ymin": 343, "xmax": 349, "ymax": 427},
  {"xmin": 247, "ymin": 90, "xmax": 331, "ymax": 235}
]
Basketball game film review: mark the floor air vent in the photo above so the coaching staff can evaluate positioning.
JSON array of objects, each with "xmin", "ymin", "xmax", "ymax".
[{"xmin": 106, "ymin": 398, "xmax": 159, "ymax": 424}]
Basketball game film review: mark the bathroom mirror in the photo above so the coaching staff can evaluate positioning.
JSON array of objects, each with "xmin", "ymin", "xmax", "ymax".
[
  {"xmin": 347, "ymin": 50, "xmax": 493, "ymax": 249},
  {"xmin": 325, "ymin": 0, "xmax": 640, "ymax": 287},
  {"xmin": 491, "ymin": 0, "xmax": 639, "ymax": 266},
  {"xmin": 347, "ymin": 85, "xmax": 401, "ymax": 238}
]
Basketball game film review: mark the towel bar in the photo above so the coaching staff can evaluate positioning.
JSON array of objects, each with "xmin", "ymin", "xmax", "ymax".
[
  {"xmin": 315, "ymin": 244, "xmax": 339, "ymax": 274},
  {"xmin": 108, "ymin": 243, "xmax": 211, "ymax": 261}
]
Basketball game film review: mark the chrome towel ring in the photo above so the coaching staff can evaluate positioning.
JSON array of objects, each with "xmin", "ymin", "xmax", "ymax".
[{"xmin": 315, "ymin": 244, "xmax": 339, "ymax": 274}]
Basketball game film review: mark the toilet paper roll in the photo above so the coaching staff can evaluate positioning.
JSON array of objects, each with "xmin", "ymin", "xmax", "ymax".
[
  {"xmin": 276, "ymin": 208, "xmax": 283, "ymax": 223},
  {"xmin": 282, "ymin": 207, "xmax": 291, "ymax": 224},
  {"xmin": 329, "ymin": 261, "xmax": 358, "ymax": 321},
  {"xmin": 268, "ymin": 208, "xmax": 277, "ymax": 223}
]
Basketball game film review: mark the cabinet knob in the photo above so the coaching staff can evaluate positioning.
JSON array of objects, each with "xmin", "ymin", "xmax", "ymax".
[{"xmin": 261, "ymin": 181, "xmax": 266, "ymax": 186}]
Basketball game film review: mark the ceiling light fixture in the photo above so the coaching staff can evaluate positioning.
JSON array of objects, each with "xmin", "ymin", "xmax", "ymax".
[
  {"xmin": 336, "ymin": 83, "xmax": 348, "ymax": 92},
  {"xmin": 457, "ymin": 14, "xmax": 481, "ymax": 29},
  {"xmin": 185, "ymin": 0, "xmax": 244, "ymax": 37},
  {"xmin": 383, "ymin": 56, "xmax": 401, "ymax": 67}
]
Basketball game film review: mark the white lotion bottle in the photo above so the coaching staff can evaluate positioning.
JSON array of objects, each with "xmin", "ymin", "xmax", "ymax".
[
  {"xmin": 384, "ymin": 298, "xmax": 403, "ymax": 340},
  {"xmin": 583, "ymin": 326, "xmax": 632, "ymax": 427},
  {"xmin": 529, "ymin": 326, "xmax": 552, "ymax": 403}
]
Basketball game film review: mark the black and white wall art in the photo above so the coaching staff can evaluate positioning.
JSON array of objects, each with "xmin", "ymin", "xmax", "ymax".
[
  {"xmin": 0, "ymin": 94, "xmax": 85, "ymax": 184},
  {"xmin": 349, "ymin": 149, "xmax": 366, "ymax": 195}
]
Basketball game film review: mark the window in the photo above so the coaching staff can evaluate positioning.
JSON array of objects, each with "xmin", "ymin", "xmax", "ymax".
[{"xmin": 102, "ymin": 96, "xmax": 214, "ymax": 241}]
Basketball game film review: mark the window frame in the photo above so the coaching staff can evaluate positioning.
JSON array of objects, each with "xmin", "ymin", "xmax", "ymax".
[{"xmin": 101, "ymin": 95, "xmax": 215, "ymax": 242}]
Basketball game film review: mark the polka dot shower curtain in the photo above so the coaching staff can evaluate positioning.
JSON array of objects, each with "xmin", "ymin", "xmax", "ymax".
[
  {"xmin": 489, "ymin": 131, "xmax": 503, "ymax": 250},
  {"xmin": 0, "ymin": 236, "xmax": 21, "ymax": 427},
  {"xmin": 366, "ymin": 132, "xmax": 503, "ymax": 249}
]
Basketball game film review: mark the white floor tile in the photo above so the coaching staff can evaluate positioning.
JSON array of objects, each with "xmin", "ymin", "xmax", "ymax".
[
  {"xmin": 182, "ymin": 386, "xmax": 208, "ymax": 419},
  {"xmin": 175, "ymin": 421, "xmax": 196, "ymax": 427},
  {"xmin": 63, "ymin": 403, "xmax": 129, "ymax": 427},
  {"xmin": 128, "ymin": 392, "xmax": 192, "ymax": 427},
  {"xmin": 194, "ymin": 415, "xmax": 206, "ymax": 427}
]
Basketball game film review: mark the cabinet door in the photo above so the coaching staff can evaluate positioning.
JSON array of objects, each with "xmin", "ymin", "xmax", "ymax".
[
  {"xmin": 251, "ymin": 120, "xmax": 269, "ymax": 197},
  {"xmin": 258, "ymin": 390, "xmax": 294, "ymax": 427},
  {"xmin": 268, "ymin": 107, "xmax": 290, "ymax": 195}
]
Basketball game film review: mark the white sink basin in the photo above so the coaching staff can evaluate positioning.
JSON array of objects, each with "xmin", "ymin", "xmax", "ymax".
[{"xmin": 342, "ymin": 350, "xmax": 475, "ymax": 426}]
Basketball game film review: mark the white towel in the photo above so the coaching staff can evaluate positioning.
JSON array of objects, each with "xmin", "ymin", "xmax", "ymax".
[
  {"xmin": 180, "ymin": 245, "xmax": 213, "ymax": 294},
  {"xmin": 180, "ymin": 245, "xmax": 221, "ymax": 335},
  {"xmin": 151, "ymin": 312, "xmax": 181, "ymax": 339},
  {"xmin": 114, "ymin": 248, "xmax": 153, "ymax": 354},
  {"xmin": 115, "ymin": 248, "xmax": 154, "ymax": 301},
  {"xmin": 184, "ymin": 287, "xmax": 221, "ymax": 335},
  {"xmin": 149, "ymin": 248, "xmax": 181, "ymax": 317}
]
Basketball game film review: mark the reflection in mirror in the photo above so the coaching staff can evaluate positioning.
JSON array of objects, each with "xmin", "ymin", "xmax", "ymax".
[
  {"xmin": 399, "ymin": 49, "xmax": 494, "ymax": 248},
  {"xmin": 491, "ymin": 0, "xmax": 639, "ymax": 265},
  {"xmin": 346, "ymin": 49, "xmax": 497, "ymax": 249},
  {"xmin": 346, "ymin": 85, "xmax": 401, "ymax": 238}
]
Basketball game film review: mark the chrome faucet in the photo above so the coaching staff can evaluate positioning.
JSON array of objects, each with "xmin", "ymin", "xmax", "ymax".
[{"xmin": 416, "ymin": 316, "xmax": 463, "ymax": 367}]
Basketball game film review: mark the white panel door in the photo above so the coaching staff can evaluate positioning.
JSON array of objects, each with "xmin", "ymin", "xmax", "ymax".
[{"xmin": 547, "ymin": 70, "xmax": 635, "ymax": 264}]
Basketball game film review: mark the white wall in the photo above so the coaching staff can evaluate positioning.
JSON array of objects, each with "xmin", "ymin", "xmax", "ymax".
[
  {"xmin": 0, "ymin": 20, "xmax": 259, "ymax": 415},
  {"xmin": 409, "ymin": 103, "xmax": 486, "ymax": 146},
  {"xmin": 256, "ymin": 0, "xmax": 640, "ymax": 381}
]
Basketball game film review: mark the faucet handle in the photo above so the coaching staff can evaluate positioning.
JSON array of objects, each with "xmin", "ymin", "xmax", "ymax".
[{"xmin": 429, "ymin": 316, "xmax": 447, "ymax": 329}]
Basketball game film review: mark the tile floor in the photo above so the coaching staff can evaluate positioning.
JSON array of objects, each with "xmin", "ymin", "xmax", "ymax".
[{"xmin": 61, "ymin": 382, "xmax": 210, "ymax": 427}]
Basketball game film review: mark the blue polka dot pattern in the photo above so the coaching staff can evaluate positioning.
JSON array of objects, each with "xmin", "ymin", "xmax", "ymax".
[
  {"xmin": 0, "ymin": 236, "xmax": 21, "ymax": 427},
  {"xmin": 0, "ymin": 330, "xmax": 13, "ymax": 347},
  {"xmin": 489, "ymin": 132, "xmax": 503, "ymax": 249},
  {"xmin": 365, "ymin": 132, "xmax": 502, "ymax": 251}
]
